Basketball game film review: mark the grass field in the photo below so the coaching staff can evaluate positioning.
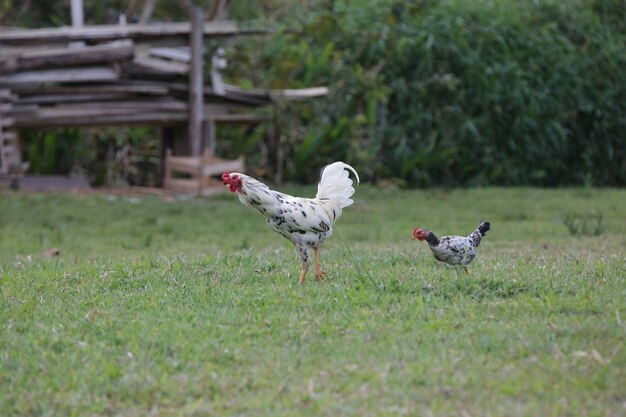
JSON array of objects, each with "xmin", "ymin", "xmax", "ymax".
[{"xmin": 1, "ymin": 186, "xmax": 625, "ymax": 416}]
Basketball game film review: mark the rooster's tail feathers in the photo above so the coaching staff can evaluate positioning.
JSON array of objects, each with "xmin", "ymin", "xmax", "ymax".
[
  {"xmin": 468, "ymin": 221, "xmax": 490, "ymax": 247},
  {"xmin": 315, "ymin": 162, "xmax": 359, "ymax": 208},
  {"xmin": 477, "ymin": 221, "xmax": 491, "ymax": 236}
]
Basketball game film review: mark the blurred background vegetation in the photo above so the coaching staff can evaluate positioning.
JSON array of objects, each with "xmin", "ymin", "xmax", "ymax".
[{"xmin": 1, "ymin": 0, "xmax": 624, "ymax": 187}]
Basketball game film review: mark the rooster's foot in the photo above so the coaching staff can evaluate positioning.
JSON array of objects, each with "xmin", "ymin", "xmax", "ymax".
[{"xmin": 314, "ymin": 270, "xmax": 326, "ymax": 282}]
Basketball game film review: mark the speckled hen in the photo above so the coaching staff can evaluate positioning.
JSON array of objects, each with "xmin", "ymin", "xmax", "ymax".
[
  {"xmin": 412, "ymin": 222, "xmax": 491, "ymax": 276},
  {"xmin": 222, "ymin": 162, "xmax": 359, "ymax": 284}
]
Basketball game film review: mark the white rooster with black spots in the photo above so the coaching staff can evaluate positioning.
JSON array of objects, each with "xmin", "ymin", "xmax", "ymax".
[
  {"xmin": 222, "ymin": 162, "xmax": 359, "ymax": 284},
  {"xmin": 412, "ymin": 222, "xmax": 491, "ymax": 276}
]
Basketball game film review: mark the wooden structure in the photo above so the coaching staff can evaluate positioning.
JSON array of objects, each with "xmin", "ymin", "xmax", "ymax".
[
  {"xmin": 164, "ymin": 148, "xmax": 243, "ymax": 195},
  {"xmin": 0, "ymin": 0, "xmax": 328, "ymax": 192},
  {"xmin": 0, "ymin": 89, "xmax": 28, "ymax": 187}
]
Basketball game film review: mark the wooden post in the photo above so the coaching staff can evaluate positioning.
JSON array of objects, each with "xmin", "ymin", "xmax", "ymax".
[
  {"xmin": 207, "ymin": 0, "xmax": 229, "ymax": 21},
  {"xmin": 70, "ymin": 0, "xmax": 84, "ymax": 28},
  {"xmin": 204, "ymin": 119, "xmax": 216, "ymax": 156},
  {"xmin": 188, "ymin": 6, "xmax": 204, "ymax": 156},
  {"xmin": 69, "ymin": 0, "xmax": 86, "ymax": 48},
  {"xmin": 124, "ymin": 0, "xmax": 142, "ymax": 22},
  {"xmin": 139, "ymin": 0, "xmax": 157, "ymax": 24},
  {"xmin": 273, "ymin": 105, "xmax": 283, "ymax": 184}
]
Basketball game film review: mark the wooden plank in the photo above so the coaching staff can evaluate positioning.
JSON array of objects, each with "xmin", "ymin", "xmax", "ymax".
[
  {"xmin": 33, "ymin": 107, "xmax": 148, "ymax": 118},
  {"xmin": 12, "ymin": 111, "xmax": 188, "ymax": 127},
  {"xmin": 10, "ymin": 82, "xmax": 169, "ymax": 96},
  {"xmin": 0, "ymin": 41, "xmax": 134, "ymax": 73},
  {"xmin": 16, "ymin": 93, "xmax": 131, "ymax": 104},
  {"xmin": 0, "ymin": 66, "xmax": 118, "ymax": 85},
  {"xmin": 8, "ymin": 102, "xmax": 268, "ymax": 127},
  {"xmin": 149, "ymin": 47, "xmax": 190, "ymax": 63},
  {"xmin": 222, "ymin": 84, "xmax": 330, "ymax": 102},
  {"xmin": 0, "ymin": 117, "xmax": 14, "ymax": 127},
  {"xmin": 188, "ymin": 6, "xmax": 204, "ymax": 156},
  {"xmin": 163, "ymin": 81, "xmax": 269, "ymax": 105},
  {"xmin": 0, "ymin": 130, "xmax": 17, "ymax": 142},
  {"xmin": 132, "ymin": 55, "xmax": 189, "ymax": 75},
  {"xmin": 12, "ymin": 98, "xmax": 186, "ymax": 113},
  {"xmin": 0, "ymin": 21, "xmax": 245, "ymax": 45},
  {"xmin": 207, "ymin": 113, "xmax": 268, "ymax": 123},
  {"xmin": 61, "ymin": 100, "xmax": 188, "ymax": 111},
  {"xmin": 0, "ymin": 90, "xmax": 17, "ymax": 102},
  {"xmin": 1, "ymin": 104, "xmax": 37, "ymax": 115},
  {"xmin": 269, "ymin": 87, "xmax": 330, "ymax": 100},
  {"xmin": 22, "ymin": 101, "xmax": 187, "ymax": 118},
  {"xmin": 1, "ymin": 131, "xmax": 17, "ymax": 140},
  {"xmin": 0, "ymin": 145, "xmax": 17, "ymax": 154},
  {"xmin": 200, "ymin": 159, "xmax": 243, "ymax": 177}
]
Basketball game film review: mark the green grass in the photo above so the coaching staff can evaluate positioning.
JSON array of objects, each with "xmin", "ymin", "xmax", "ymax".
[{"xmin": 1, "ymin": 187, "xmax": 625, "ymax": 416}]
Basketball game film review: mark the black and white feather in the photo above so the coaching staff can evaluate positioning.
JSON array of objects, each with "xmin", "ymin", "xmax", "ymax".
[
  {"xmin": 223, "ymin": 162, "xmax": 359, "ymax": 283},
  {"xmin": 413, "ymin": 222, "xmax": 491, "ymax": 273}
]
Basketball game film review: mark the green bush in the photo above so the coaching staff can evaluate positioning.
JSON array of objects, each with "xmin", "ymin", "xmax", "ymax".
[
  {"xmin": 21, "ymin": 127, "xmax": 161, "ymax": 187},
  {"xmin": 227, "ymin": 0, "xmax": 625, "ymax": 186}
]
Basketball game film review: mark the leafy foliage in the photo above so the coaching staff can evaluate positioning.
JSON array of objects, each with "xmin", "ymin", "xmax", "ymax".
[
  {"xmin": 21, "ymin": 127, "xmax": 161, "ymax": 186},
  {"xmin": 226, "ymin": 0, "xmax": 626, "ymax": 186}
]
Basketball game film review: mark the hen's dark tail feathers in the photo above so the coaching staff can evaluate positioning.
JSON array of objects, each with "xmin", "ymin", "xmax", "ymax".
[{"xmin": 477, "ymin": 221, "xmax": 491, "ymax": 236}]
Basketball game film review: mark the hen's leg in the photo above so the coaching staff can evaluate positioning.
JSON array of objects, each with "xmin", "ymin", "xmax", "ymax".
[
  {"xmin": 463, "ymin": 266, "xmax": 470, "ymax": 277},
  {"xmin": 296, "ymin": 245, "xmax": 312, "ymax": 285},
  {"xmin": 298, "ymin": 264, "xmax": 309, "ymax": 285},
  {"xmin": 313, "ymin": 247, "xmax": 325, "ymax": 282}
]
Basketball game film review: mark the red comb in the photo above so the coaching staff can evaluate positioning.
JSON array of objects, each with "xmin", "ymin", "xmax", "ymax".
[{"xmin": 221, "ymin": 172, "xmax": 230, "ymax": 184}]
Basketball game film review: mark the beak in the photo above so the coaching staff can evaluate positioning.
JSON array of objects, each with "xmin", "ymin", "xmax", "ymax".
[{"xmin": 412, "ymin": 236, "xmax": 418, "ymax": 240}]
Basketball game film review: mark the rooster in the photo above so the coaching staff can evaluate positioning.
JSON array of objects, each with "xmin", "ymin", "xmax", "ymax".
[
  {"xmin": 222, "ymin": 162, "xmax": 359, "ymax": 284},
  {"xmin": 412, "ymin": 222, "xmax": 491, "ymax": 276}
]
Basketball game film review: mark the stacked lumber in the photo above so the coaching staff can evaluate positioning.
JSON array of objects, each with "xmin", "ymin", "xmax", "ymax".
[
  {"xmin": 0, "ymin": 22, "xmax": 275, "ymax": 129},
  {"xmin": 1, "ymin": 44, "xmax": 200, "ymax": 127},
  {"xmin": 0, "ymin": 89, "xmax": 28, "ymax": 185},
  {"xmin": 0, "ymin": 21, "xmax": 328, "ymax": 189},
  {"xmin": 0, "ymin": 22, "xmax": 328, "ymax": 129}
]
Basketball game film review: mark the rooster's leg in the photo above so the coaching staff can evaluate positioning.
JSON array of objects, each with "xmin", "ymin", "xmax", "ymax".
[
  {"xmin": 313, "ymin": 248, "xmax": 325, "ymax": 282},
  {"xmin": 298, "ymin": 264, "xmax": 309, "ymax": 285},
  {"xmin": 464, "ymin": 266, "xmax": 470, "ymax": 277},
  {"xmin": 296, "ymin": 246, "xmax": 312, "ymax": 285}
]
